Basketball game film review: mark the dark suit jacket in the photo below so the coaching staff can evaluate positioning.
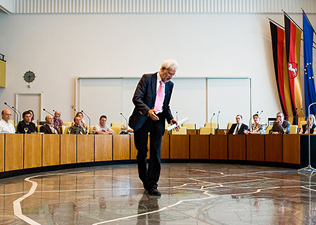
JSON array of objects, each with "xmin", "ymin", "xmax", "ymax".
[
  {"xmin": 40, "ymin": 124, "xmax": 59, "ymax": 134},
  {"xmin": 17, "ymin": 121, "xmax": 37, "ymax": 133},
  {"xmin": 129, "ymin": 72, "xmax": 174, "ymax": 131},
  {"xmin": 228, "ymin": 123, "xmax": 248, "ymax": 135}
]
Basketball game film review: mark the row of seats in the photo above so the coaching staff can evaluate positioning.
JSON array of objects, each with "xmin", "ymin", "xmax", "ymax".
[{"xmin": 174, "ymin": 122, "xmax": 305, "ymax": 135}]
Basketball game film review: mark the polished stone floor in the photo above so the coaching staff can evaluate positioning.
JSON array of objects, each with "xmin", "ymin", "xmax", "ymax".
[{"xmin": 0, "ymin": 163, "xmax": 315, "ymax": 224}]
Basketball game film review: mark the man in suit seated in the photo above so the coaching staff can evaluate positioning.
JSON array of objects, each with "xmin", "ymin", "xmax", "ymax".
[
  {"xmin": 68, "ymin": 116, "xmax": 86, "ymax": 134},
  {"xmin": 17, "ymin": 110, "xmax": 37, "ymax": 133},
  {"xmin": 269, "ymin": 112, "xmax": 290, "ymax": 134},
  {"xmin": 40, "ymin": 115, "xmax": 59, "ymax": 134},
  {"xmin": 228, "ymin": 115, "xmax": 248, "ymax": 135}
]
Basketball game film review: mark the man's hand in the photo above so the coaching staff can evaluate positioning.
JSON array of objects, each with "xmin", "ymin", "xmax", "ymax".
[
  {"xmin": 148, "ymin": 109, "xmax": 159, "ymax": 121},
  {"xmin": 170, "ymin": 119, "xmax": 179, "ymax": 131}
]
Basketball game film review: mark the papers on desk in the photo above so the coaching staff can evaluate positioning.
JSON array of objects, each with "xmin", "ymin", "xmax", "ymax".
[{"xmin": 167, "ymin": 117, "xmax": 189, "ymax": 131}]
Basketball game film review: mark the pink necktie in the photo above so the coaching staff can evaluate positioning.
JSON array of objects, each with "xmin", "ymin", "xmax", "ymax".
[{"xmin": 154, "ymin": 80, "xmax": 164, "ymax": 112}]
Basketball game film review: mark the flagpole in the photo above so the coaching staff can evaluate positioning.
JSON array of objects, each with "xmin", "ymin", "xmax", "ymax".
[
  {"xmin": 267, "ymin": 17, "xmax": 316, "ymax": 50},
  {"xmin": 283, "ymin": 10, "xmax": 316, "ymax": 48},
  {"xmin": 283, "ymin": 10, "xmax": 303, "ymax": 31},
  {"xmin": 298, "ymin": 102, "xmax": 316, "ymax": 173},
  {"xmin": 302, "ymin": 8, "xmax": 316, "ymax": 34},
  {"xmin": 267, "ymin": 17, "xmax": 284, "ymax": 30}
]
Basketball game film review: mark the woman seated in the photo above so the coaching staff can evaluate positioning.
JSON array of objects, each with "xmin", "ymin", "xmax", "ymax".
[
  {"xmin": 244, "ymin": 114, "xmax": 265, "ymax": 134},
  {"xmin": 299, "ymin": 114, "xmax": 316, "ymax": 134}
]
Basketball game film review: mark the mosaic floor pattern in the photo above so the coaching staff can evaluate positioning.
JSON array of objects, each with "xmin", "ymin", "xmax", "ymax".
[{"xmin": 0, "ymin": 163, "xmax": 315, "ymax": 224}]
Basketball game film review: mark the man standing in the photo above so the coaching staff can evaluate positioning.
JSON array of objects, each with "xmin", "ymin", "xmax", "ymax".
[
  {"xmin": 40, "ymin": 115, "xmax": 59, "ymax": 134},
  {"xmin": 228, "ymin": 115, "xmax": 248, "ymax": 135},
  {"xmin": 270, "ymin": 112, "xmax": 291, "ymax": 134},
  {"xmin": 0, "ymin": 109, "xmax": 15, "ymax": 133},
  {"xmin": 129, "ymin": 59, "xmax": 179, "ymax": 196},
  {"xmin": 17, "ymin": 111, "xmax": 37, "ymax": 133}
]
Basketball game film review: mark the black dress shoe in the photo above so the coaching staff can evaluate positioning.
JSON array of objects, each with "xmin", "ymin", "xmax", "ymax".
[{"xmin": 148, "ymin": 188, "xmax": 161, "ymax": 196}]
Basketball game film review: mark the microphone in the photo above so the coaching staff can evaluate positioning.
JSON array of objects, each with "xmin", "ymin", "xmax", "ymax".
[
  {"xmin": 81, "ymin": 110, "xmax": 91, "ymax": 134},
  {"xmin": 12, "ymin": 106, "xmax": 22, "ymax": 122},
  {"xmin": 287, "ymin": 108, "xmax": 298, "ymax": 119},
  {"xmin": 43, "ymin": 108, "xmax": 54, "ymax": 116},
  {"xmin": 256, "ymin": 110, "xmax": 263, "ymax": 116},
  {"xmin": 120, "ymin": 112, "xmax": 128, "ymax": 125},
  {"xmin": 217, "ymin": 111, "xmax": 220, "ymax": 129},
  {"xmin": 295, "ymin": 108, "xmax": 303, "ymax": 117},
  {"xmin": 4, "ymin": 102, "xmax": 20, "ymax": 122},
  {"xmin": 210, "ymin": 112, "xmax": 215, "ymax": 135},
  {"xmin": 176, "ymin": 111, "xmax": 178, "ymax": 121}
]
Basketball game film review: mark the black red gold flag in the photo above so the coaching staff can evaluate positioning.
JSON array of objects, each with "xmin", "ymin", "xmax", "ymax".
[
  {"xmin": 270, "ymin": 21, "xmax": 294, "ymax": 124},
  {"xmin": 284, "ymin": 15, "xmax": 305, "ymax": 125}
]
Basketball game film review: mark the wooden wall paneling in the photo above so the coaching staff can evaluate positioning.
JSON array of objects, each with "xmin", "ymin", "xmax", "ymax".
[
  {"xmin": 170, "ymin": 135, "xmax": 189, "ymax": 159},
  {"xmin": 5, "ymin": 134, "xmax": 24, "ymax": 171},
  {"xmin": 77, "ymin": 135, "xmax": 94, "ymax": 163},
  {"xmin": 42, "ymin": 134, "xmax": 60, "ymax": 166},
  {"xmin": 95, "ymin": 135, "xmax": 112, "ymax": 161},
  {"xmin": 187, "ymin": 129, "xmax": 197, "ymax": 135},
  {"xmin": 283, "ymin": 134, "xmax": 300, "ymax": 164},
  {"xmin": 113, "ymin": 134, "xmax": 130, "ymax": 160},
  {"xmin": 265, "ymin": 134, "xmax": 283, "ymax": 163},
  {"xmin": 246, "ymin": 135, "xmax": 264, "ymax": 161},
  {"xmin": 190, "ymin": 135, "xmax": 209, "ymax": 159},
  {"xmin": 228, "ymin": 135, "xmax": 246, "ymax": 160},
  {"xmin": 0, "ymin": 134, "xmax": 4, "ymax": 172},
  {"xmin": 60, "ymin": 134, "xmax": 77, "ymax": 164},
  {"xmin": 210, "ymin": 135, "xmax": 227, "ymax": 160},
  {"xmin": 24, "ymin": 133, "xmax": 42, "ymax": 169}
]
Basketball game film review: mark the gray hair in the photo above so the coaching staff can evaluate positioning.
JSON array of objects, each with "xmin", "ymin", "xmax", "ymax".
[
  {"xmin": 277, "ymin": 112, "xmax": 284, "ymax": 117},
  {"xmin": 160, "ymin": 59, "xmax": 178, "ymax": 72}
]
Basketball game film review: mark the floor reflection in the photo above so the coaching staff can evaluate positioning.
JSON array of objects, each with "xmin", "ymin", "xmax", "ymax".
[
  {"xmin": 137, "ymin": 193, "xmax": 160, "ymax": 225},
  {"xmin": 0, "ymin": 163, "xmax": 316, "ymax": 224}
]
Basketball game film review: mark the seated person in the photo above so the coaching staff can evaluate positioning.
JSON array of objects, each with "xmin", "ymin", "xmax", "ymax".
[
  {"xmin": 53, "ymin": 110, "xmax": 65, "ymax": 128},
  {"xmin": 119, "ymin": 124, "xmax": 129, "ymax": 134},
  {"xmin": 299, "ymin": 114, "xmax": 316, "ymax": 134},
  {"xmin": 244, "ymin": 114, "xmax": 265, "ymax": 134},
  {"xmin": 93, "ymin": 115, "xmax": 113, "ymax": 134},
  {"xmin": 17, "ymin": 110, "xmax": 37, "ymax": 133},
  {"xmin": 40, "ymin": 115, "xmax": 59, "ymax": 134},
  {"xmin": 28, "ymin": 109, "xmax": 37, "ymax": 126},
  {"xmin": 0, "ymin": 109, "xmax": 15, "ymax": 133},
  {"xmin": 228, "ymin": 115, "xmax": 248, "ymax": 135},
  {"xmin": 269, "ymin": 112, "xmax": 290, "ymax": 134},
  {"xmin": 68, "ymin": 116, "xmax": 86, "ymax": 134}
]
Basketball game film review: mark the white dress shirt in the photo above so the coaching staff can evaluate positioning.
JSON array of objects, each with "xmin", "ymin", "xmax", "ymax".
[{"xmin": 0, "ymin": 120, "xmax": 15, "ymax": 133}]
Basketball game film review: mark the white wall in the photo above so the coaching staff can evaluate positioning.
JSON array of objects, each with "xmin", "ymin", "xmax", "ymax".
[{"xmin": 0, "ymin": 13, "xmax": 314, "ymax": 126}]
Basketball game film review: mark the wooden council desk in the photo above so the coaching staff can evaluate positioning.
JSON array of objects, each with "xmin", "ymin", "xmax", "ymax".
[{"xmin": 0, "ymin": 133, "xmax": 305, "ymax": 177}]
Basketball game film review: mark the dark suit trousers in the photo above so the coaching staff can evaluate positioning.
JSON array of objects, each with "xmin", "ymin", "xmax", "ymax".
[{"xmin": 134, "ymin": 114, "xmax": 165, "ymax": 190}]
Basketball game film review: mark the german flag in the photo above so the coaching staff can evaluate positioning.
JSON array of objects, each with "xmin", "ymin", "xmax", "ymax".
[
  {"xmin": 270, "ymin": 21, "xmax": 293, "ymax": 124},
  {"xmin": 284, "ymin": 14, "xmax": 305, "ymax": 125}
]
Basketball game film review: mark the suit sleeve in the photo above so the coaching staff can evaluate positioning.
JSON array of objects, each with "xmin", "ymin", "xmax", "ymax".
[
  {"xmin": 228, "ymin": 124, "xmax": 235, "ymax": 134},
  {"xmin": 163, "ymin": 82, "xmax": 174, "ymax": 123},
  {"xmin": 17, "ymin": 122, "xmax": 23, "ymax": 133},
  {"xmin": 286, "ymin": 121, "xmax": 291, "ymax": 134},
  {"xmin": 132, "ymin": 74, "xmax": 151, "ymax": 116}
]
